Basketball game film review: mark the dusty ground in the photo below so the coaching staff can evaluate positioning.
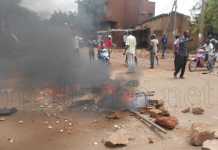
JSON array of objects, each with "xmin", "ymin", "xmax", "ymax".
[{"xmin": 1, "ymin": 49, "xmax": 218, "ymax": 150}]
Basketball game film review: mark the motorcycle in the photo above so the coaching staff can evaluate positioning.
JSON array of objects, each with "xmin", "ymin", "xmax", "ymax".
[
  {"xmin": 189, "ymin": 48, "xmax": 217, "ymax": 72},
  {"xmin": 98, "ymin": 48, "xmax": 110, "ymax": 64}
]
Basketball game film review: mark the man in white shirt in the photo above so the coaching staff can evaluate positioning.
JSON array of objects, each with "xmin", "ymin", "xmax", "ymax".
[
  {"xmin": 150, "ymin": 34, "xmax": 159, "ymax": 68},
  {"xmin": 74, "ymin": 35, "xmax": 82, "ymax": 56},
  {"xmin": 124, "ymin": 32, "xmax": 137, "ymax": 72}
]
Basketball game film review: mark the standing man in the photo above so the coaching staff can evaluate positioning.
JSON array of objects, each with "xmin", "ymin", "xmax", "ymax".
[
  {"xmin": 124, "ymin": 32, "xmax": 137, "ymax": 73},
  {"xmin": 88, "ymin": 40, "xmax": 96, "ymax": 64},
  {"xmin": 150, "ymin": 34, "xmax": 159, "ymax": 69},
  {"xmin": 104, "ymin": 35, "xmax": 113, "ymax": 58},
  {"xmin": 174, "ymin": 31, "xmax": 192, "ymax": 79},
  {"xmin": 174, "ymin": 35, "xmax": 180, "ymax": 70},
  {"xmin": 161, "ymin": 34, "xmax": 168, "ymax": 58},
  {"xmin": 74, "ymin": 35, "xmax": 82, "ymax": 56}
]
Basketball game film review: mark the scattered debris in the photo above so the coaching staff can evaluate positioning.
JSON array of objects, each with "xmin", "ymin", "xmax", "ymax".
[
  {"xmin": 214, "ymin": 130, "xmax": 218, "ymax": 139},
  {"xmin": 150, "ymin": 99, "xmax": 165, "ymax": 109},
  {"xmin": 192, "ymin": 107, "xmax": 205, "ymax": 115},
  {"xmin": 18, "ymin": 120, "xmax": 24, "ymax": 124},
  {"xmin": 48, "ymin": 125, "xmax": 53, "ymax": 129},
  {"xmin": 0, "ymin": 117, "xmax": 6, "ymax": 121},
  {"xmin": 181, "ymin": 107, "xmax": 191, "ymax": 113},
  {"xmin": 148, "ymin": 137, "xmax": 154, "ymax": 144},
  {"xmin": 202, "ymin": 140, "xmax": 218, "ymax": 150},
  {"xmin": 8, "ymin": 138, "xmax": 14, "ymax": 143},
  {"xmin": 155, "ymin": 116, "xmax": 178, "ymax": 130},
  {"xmin": 131, "ymin": 111, "xmax": 167, "ymax": 134},
  {"xmin": 148, "ymin": 108, "xmax": 163, "ymax": 118},
  {"xmin": 106, "ymin": 112, "xmax": 121, "ymax": 120},
  {"xmin": 104, "ymin": 129, "xmax": 129, "ymax": 148},
  {"xmin": 59, "ymin": 129, "xmax": 64, "ymax": 133},
  {"xmin": 0, "ymin": 107, "xmax": 17, "ymax": 116},
  {"xmin": 113, "ymin": 125, "xmax": 121, "ymax": 129},
  {"xmin": 93, "ymin": 142, "xmax": 98, "ymax": 145},
  {"xmin": 190, "ymin": 123, "xmax": 215, "ymax": 146},
  {"xmin": 158, "ymin": 106, "xmax": 170, "ymax": 117}
]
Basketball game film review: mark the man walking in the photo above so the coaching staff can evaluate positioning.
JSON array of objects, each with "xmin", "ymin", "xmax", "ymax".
[
  {"xmin": 161, "ymin": 34, "xmax": 168, "ymax": 58},
  {"xmin": 124, "ymin": 32, "xmax": 137, "ymax": 73},
  {"xmin": 150, "ymin": 34, "xmax": 159, "ymax": 69},
  {"xmin": 174, "ymin": 32, "xmax": 192, "ymax": 79}
]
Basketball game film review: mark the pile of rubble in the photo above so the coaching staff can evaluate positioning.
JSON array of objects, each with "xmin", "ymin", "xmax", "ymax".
[{"xmin": 190, "ymin": 123, "xmax": 218, "ymax": 150}]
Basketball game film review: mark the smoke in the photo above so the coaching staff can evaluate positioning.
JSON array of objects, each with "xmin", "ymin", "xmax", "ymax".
[
  {"xmin": 0, "ymin": 0, "xmax": 109, "ymax": 89},
  {"xmin": 21, "ymin": 0, "xmax": 77, "ymax": 18}
]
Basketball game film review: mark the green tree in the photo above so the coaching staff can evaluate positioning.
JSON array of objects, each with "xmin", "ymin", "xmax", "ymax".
[{"xmin": 205, "ymin": 0, "xmax": 218, "ymax": 32}]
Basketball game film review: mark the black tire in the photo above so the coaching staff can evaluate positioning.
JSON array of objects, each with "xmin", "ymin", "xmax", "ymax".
[{"xmin": 189, "ymin": 60, "xmax": 198, "ymax": 72}]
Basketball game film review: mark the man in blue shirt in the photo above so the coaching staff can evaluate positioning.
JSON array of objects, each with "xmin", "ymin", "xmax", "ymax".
[
  {"xmin": 161, "ymin": 34, "xmax": 168, "ymax": 58},
  {"xmin": 174, "ymin": 31, "xmax": 192, "ymax": 79}
]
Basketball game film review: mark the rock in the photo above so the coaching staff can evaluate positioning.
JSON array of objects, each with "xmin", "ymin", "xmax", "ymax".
[
  {"xmin": 190, "ymin": 123, "xmax": 215, "ymax": 146},
  {"xmin": 55, "ymin": 120, "xmax": 60, "ymax": 124},
  {"xmin": 106, "ymin": 112, "xmax": 121, "ymax": 120},
  {"xmin": 0, "ymin": 117, "xmax": 6, "ymax": 121},
  {"xmin": 192, "ymin": 107, "xmax": 205, "ymax": 115},
  {"xmin": 202, "ymin": 140, "xmax": 218, "ymax": 150},
  {"xmin": 148, "ymin": 137, "xmax": 154, "ymax": 144},
  {"xmin": 18, "ymin": 120, "xmax": 24, "ymax": 124},
  {"xmin": 48, "ymin": 125, "xmax": 53, "ymax": 129},
  {"xmin": 155, "ymin": 116, "xmax": 178, "ymax": 130},
  {"xmin": 214, "ymin": 130, "xmax": 218, "ymax": 139},
  {"xmin": 149, "ymin": 100, "xmax": 165, "ymax": 108},
  {"xmin": 93, "ymin": 142, "xmax": 98, "ymax": 145},
  {"xmin": 155, "ymin": 100, "xmax": 165, "ymax": 108},
  {"xmin": 8, "ymin": 138, "xmax": 14, "ymax": 143},
  {"xmin": 113, "ymin": 125, "xmax": 121, "ymax": 129},
  {"xmin": 149, "ymin": 108, "xmax": 163, "ymax": 118},
  {"xmin": 158, "ymin": 106, "xmax": 170, "ymax": 116},
  {"xmin": 105, "ymin": 129, "xmax": 129, "ymax": 148},
  {"xmin": 59, "ymin": 129, "xmax": 64, "ymax": 133},
  {"xmin": 181, "ymin": 107, "xmax": 190, "ymax": 113}
]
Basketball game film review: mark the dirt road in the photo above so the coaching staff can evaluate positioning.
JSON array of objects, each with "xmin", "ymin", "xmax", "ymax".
[{"xmin": 1, "ymin": 50, "xmax": 218, "ymax": 150}]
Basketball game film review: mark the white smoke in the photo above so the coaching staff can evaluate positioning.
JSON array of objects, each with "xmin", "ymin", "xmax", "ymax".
[{"xmin": 21, "ymin": 0, "xmax": 77, "ymax": 17}]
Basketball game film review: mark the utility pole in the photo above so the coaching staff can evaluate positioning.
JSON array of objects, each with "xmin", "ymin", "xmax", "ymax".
[
  {"xmin": 199, "ymin": 0, "xmax": 206, "ymax": 42},
  {"xmin": 173, "ymin": 0, "xmax": 178, "ymax": 36},
  {"xmin": 165, "ymin": 0, "xmax": 178, "ymax": 36}
]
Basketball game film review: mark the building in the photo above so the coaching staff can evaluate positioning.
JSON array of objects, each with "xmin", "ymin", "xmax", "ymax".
[
  {"xmin": 102, "ymin": 0, "xmax": 155, "ymax": 29},
  {"xmin": 136, "ymin": 12, "xmax": 192, "ymax": 48}
]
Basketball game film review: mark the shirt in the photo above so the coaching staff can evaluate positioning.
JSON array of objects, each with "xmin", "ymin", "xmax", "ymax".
[
  {"xmin": 74, "ymin": 36, "xmax": 82, "ymax": 49},
  {"xmin": 174, "ymin": 38, "xmax": 180, "ymax": 54},
  {"xmin": 204, "ymin": 43, "xmax": 215, "ymax": 56},
  {"xmin": 162, "ymin": 36, "xmax": 168, "ymax": 45},
  {"xmin": 178, "ymin": 36, "xmax": 191, "ymax": 57},
  {"xmin": 104, "ymin": 39, "xmax": 113, "ymax": 49},
  {"xmin": 126, "ymin": 35, "xmax": 137, "ymax": 55},
  {"xmin": 151, "ymin": 39, "xmax": 159, "ymax": 53}
]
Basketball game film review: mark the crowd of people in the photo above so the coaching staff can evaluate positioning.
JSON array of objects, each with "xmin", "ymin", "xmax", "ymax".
[{"xmin": 74, "ymin": 31, "xmax": 218, "ymax": 79}]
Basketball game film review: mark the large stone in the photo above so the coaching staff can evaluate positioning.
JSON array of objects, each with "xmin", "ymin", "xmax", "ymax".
[
  {"xmin": 181, "ymin": 107, "xmax": 190, "ymax": 113},
  {"xmin": 155, "ymin": 116, "xmax": 178, "ymax": 130},
  {"xmin": 202, "ymin": 140, "xmax": 218, "ymax": 150},
  {"xmin": 192, "ymin": 107, "xmax": 205, "ymax": 115},
  {"xmin": 105, "ymin": 129, "xmax": 129, "ymax": 148},
  {"xmin": 190, "ymin": 123, "xmax": 215, "ymax": 146},
  {"xmin": 148, "ymin": 108, "xmax": 163, "ymax": 118},
  {"xmin": 214, "ymin": 130, "xmax": 218, "ymax": 139}
]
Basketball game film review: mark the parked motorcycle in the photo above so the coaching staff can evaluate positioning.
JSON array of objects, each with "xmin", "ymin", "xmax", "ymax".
[{"xmin": 189, "ymin": 48, "xmax": 217, "ymax": 72}]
